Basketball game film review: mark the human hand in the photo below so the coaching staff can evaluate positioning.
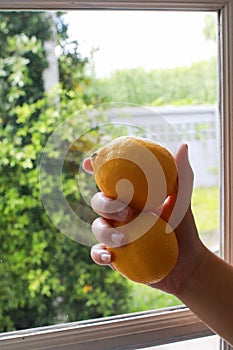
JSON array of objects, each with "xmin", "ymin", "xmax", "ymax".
[{"xmin": 83, "ymin": 144, "xmax": 206, "ymax": 297}]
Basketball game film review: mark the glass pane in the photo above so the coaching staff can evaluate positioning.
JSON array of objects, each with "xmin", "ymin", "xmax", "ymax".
[
  {"xmin": 135, "ymin": 335, "xmax": 219, "ymax": 349},
  {"xmin": 0, "ymin": 10, "xmax": 219, "ymax": 332}
]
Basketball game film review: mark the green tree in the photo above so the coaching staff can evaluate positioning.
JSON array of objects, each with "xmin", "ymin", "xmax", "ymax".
[
  {"xmin": 89, "ymin": 58, "xmax": 217, "ymax": 106},
  {"xmin": 203, "ymin": 13, "xmax": 217, "ymax": 42},
  {"xmin": 0, "ymin": 12, "xmax": 129, "ymax": 331}
]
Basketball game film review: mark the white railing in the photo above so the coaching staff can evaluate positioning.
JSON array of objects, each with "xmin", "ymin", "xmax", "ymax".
[{"xmin": 109, "ymin": 105, "xmax": 219, "ymax": 188}]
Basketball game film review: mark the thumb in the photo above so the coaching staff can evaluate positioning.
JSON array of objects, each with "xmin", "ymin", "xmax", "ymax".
[
  {"xmin": 82, "ymin": 157, "xmax": 94, "ymax": 175},
  {"xmin": 166, "ymin": 143, "xmax": 194, "ymax": 232}
]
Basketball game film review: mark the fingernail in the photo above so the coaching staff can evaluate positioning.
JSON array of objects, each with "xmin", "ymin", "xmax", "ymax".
[
  {"xmin": 111, "ymin": 232, "xmax": 127, "ymax": 246},
  {"xmin": 101, "ymin": 253, "xmax": 111, "ymax": 263}
]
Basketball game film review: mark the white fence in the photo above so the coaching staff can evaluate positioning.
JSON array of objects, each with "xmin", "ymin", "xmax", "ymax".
[{"xmin": 108, "ymin": 105, "xmax": 219, "ymax": 188}]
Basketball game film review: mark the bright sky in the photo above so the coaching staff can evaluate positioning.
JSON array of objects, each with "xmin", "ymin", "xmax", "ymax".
[{"xmin": 65, "ymin": 11, "xmax": 217, "ymax": 77}]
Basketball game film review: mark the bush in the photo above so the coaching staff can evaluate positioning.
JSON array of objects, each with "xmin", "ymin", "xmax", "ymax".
[{"xmin": 0, "ymin": 12, "xmax": 130, "ymax": 331}]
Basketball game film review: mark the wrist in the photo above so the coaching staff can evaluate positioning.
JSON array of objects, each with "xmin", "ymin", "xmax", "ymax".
[
  {"xmin": 175, "ymin": 244, "xmax": 211, "ymax": 301},
  {"xmin": 175, "ymin": 247, "xmax": 233, "ymax": 345}
]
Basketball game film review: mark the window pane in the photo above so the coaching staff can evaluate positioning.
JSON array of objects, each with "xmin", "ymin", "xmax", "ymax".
[{"xmin": 0, "ymin": 10, "xmax": 219, "ymax": 332}]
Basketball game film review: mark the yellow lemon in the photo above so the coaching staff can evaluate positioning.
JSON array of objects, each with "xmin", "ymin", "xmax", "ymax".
[
  {"xmin": 91, "ymin": 136, "xmax": 179, "ymax": 283},
  {"xmin": 91, "ymin": 136, "xmax": 178, "ymax": 211},
  {"xmin": 109, "ymin": 212, "xmax": 178, "ymax": 284}
]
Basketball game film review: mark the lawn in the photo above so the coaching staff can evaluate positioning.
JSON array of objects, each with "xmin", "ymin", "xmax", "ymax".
[{"xmin": 192, "ymin": 186, "xmax": 219, "ymax": 234}]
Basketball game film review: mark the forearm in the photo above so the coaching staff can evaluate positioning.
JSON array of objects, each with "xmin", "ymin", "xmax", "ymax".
[{"xmin": 177, "ymin": 247, "xmax": 233, "ymax": 346}]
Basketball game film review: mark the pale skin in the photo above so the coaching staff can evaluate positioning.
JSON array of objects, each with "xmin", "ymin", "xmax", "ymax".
[{"xmin": 83, "ymin": 144, "xmax": 233, "ymax": 346}]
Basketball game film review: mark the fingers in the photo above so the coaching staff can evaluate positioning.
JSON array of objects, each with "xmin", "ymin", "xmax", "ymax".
[
  {"xmin": 82, "ymin": 157, "xmax": 94, "ymax": 174},
  {"xmin": 91, "ymin": 192, "xmax": 133, "ymax": 221},
  {"xmin": 90, "ymin": 243, "xmax": 112, "ymax": 265},
  {"xmin": 83, "ymin": 159, "xmax": 133, "ymax": 221},
  {"xmin": 92, "ymin": 217, "xmax": 128, "ymax": 247},
  {"xmin": 83, "ymin": 156, "xmax": 130, "ymax": 251}
]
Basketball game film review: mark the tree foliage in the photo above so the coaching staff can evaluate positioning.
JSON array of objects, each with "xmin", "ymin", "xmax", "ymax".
[
  {"xmin": 203, "ymin": 13, "xmax": 217, "ymax": 42},
  {"xmin": 89, "ymin": 58, "xmax": 217, "ymax": 106},
  {"xmin": 0, "ymin": 12, "xmax": 129, "ymax": 332}
]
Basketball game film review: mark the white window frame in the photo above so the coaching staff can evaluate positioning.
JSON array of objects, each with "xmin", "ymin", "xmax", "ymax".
[{"xmin": 0, "ymin": 1, "xmax": 232, "ymax": 349}]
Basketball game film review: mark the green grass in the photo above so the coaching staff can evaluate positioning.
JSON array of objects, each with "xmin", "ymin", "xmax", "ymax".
[
  {"xmin": 127, "ymin": 186, "xmax": 219, "ymax": 313},
  {"xmin": 192, "ymin": 186, "xmax": 219, "ymax": 234}
]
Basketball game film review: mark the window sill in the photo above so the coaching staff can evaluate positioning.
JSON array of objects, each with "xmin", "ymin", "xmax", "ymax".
[{"xmin": 0, "ymin": 307, "xmax": 213, "ymax": 350}]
